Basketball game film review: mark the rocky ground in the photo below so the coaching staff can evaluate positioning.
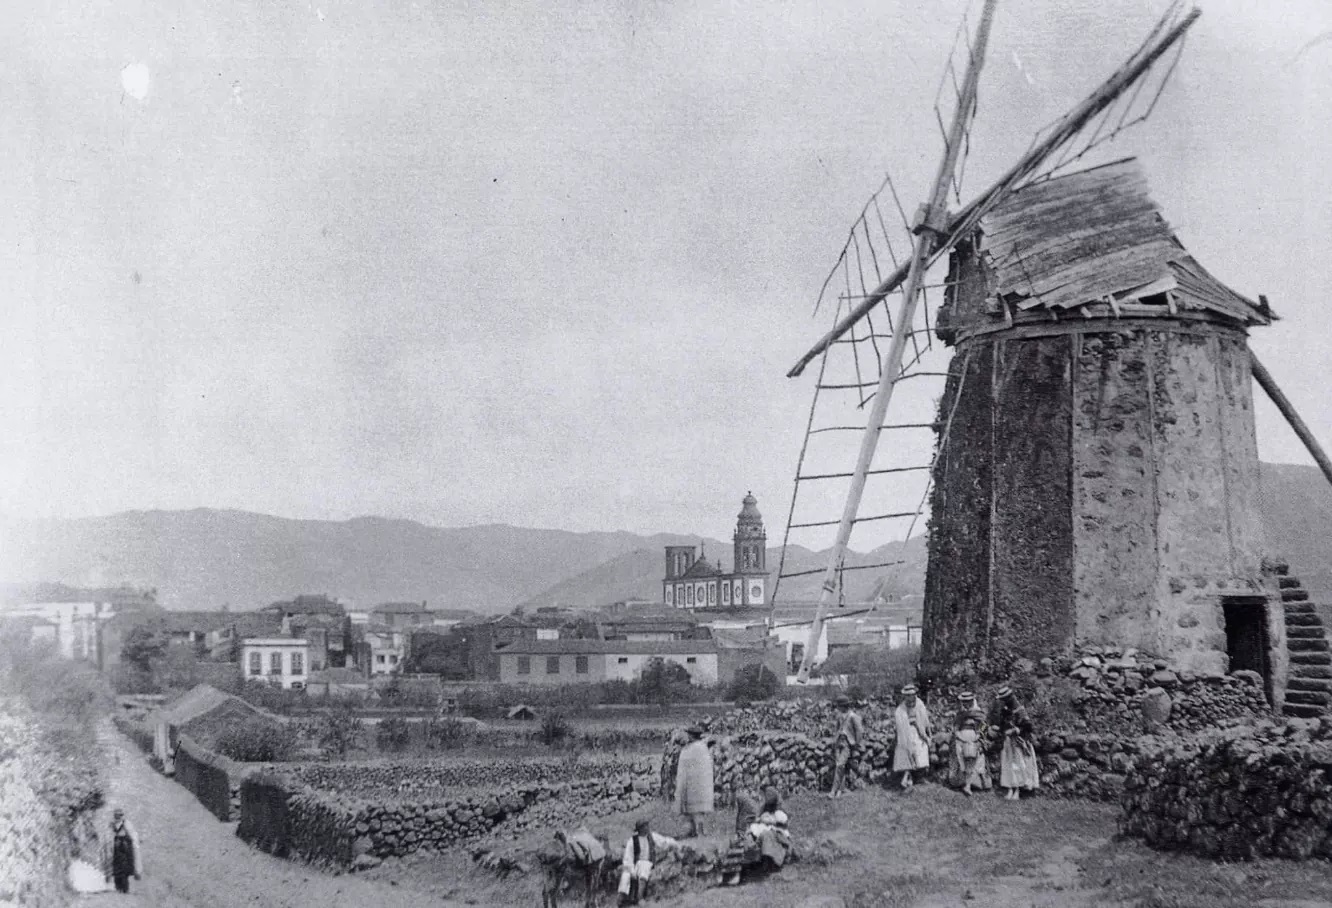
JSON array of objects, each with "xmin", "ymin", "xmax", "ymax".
[{"xmin": 83, "ymin": 729, "xmax": 1332, "ymax": 908}]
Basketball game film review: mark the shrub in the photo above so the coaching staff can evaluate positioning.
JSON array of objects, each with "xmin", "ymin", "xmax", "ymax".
[
  {"xmin": 213, "ymin": 718, "xmax": 299, "ymax": 762},
  {"xmin": 539, "ymin": 711, "xmax": 571, "ymax": 747},
  {"xmin": 727, "ymin": 663, "xmax": 781, "ymax": 703},
  {"xmin": 375, "ymin": 716, "xmax": 412, "ymax": 753},
  {"xmin": 819, "ymin": 644, "xmax": 920, "ymax": 698},
  {"xmin": 632, "ymin": 658, "xmax": 694, "ymax": 706},
  {"xmin": 424, "ymin": 717, "xmax": 475, "ymax": 750}
]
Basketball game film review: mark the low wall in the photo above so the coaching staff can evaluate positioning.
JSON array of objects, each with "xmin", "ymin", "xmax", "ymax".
[
  {"xmin": 663, "ymin": 644, "xmax": 1271, "ymax": 804},
  {"xmin": 1120, "ymin": 717, "xmax": 1332, "ymax": 860},
  {"xmin": 238, "ymin": 756, "xmax": 659, "ymax": 866},
  {"xmin": 114, "ymin": 713, "xmax": 155, "ymax": 755},
  {"xmin": 174, "ymin": 734, "xmax": 254, "ymax": 821}
]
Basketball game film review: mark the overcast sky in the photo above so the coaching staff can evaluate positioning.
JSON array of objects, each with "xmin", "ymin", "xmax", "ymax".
[{"xmin": 2, "ymin": 0, "xmax": 1330, "ymax": 543}]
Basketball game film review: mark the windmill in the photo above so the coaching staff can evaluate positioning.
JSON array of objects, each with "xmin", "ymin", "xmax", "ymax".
[{"xmin": 777, "ymin": 1, "xmax": 1332, "ymax": 686}]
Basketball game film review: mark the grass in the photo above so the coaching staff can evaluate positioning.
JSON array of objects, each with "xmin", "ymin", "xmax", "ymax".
[{"xmin": 359, "ymin": 782, "xmax": 1332, "ymax": 907}]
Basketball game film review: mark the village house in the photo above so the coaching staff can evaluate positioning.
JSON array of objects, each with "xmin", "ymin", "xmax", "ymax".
[
  {"xmin": 260, "ymin": 593, "xmax": 345, "ymax": 623},
  {"xmin": 240, "ymin": 637, "xmax": 310, "ymax": 689},
  {"xmin": 600, "ymin": 613, "xmax": 702, "ymax": 642},
  {"xmin": 2, "ymin": 601, "xmax": 114, "ymax": 667},
  {"xmin": 287, "ymin": 612, "xmax": 350, "ymax": 671},
  {"xmin": 355, "ymin": 624, "xmax": 406, "ymax": 675},
  {"xmin": 370, "ymin": 601, "xmax": 434, "ymax": 630},
  {"xmin": 496, "ymin": 639, "xmax": 721, "ymax": 686}
]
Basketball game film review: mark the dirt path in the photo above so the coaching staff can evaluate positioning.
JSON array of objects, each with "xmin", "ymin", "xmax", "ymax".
[{"xmin": 82, "ymin": 730, "xmax": 464, "ymax": 908}]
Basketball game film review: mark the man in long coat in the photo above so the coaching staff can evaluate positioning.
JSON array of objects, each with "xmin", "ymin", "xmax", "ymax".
[
  {"xmin": 104, "ymin": 808, "xmax": 143, "ymax": 893},
  {"xmin": 892, "ymin": 684, "xmax": 933, "ymax": 791},
  {"xmin": 674, "ymin": 726, "xmax": 714, "ymax": 838}
]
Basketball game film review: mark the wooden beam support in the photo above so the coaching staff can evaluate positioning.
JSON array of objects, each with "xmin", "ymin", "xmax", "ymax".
[{"xmin": 1251, "ymin": 351, "xmax": 1332, "ymax": 490}]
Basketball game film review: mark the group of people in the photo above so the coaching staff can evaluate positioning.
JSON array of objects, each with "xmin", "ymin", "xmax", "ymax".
[
  {"xmin": 68, "ymin": 807, "xmax": 143, "ymax": 895},
  {"xmin": 832, "ymin": 683, "xmax": 1040, "ymax": 800}
]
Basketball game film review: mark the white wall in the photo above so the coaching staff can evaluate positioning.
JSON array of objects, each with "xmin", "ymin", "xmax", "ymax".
[{"xmin": 603, "ymin": 652, "xmax": 718, "ymax": 686}]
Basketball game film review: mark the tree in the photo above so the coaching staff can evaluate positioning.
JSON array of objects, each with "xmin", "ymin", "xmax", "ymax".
[
  {"xmin": 633, "ymin": 657, "xmax": 693, "ymax": 706},
  {"xmin": 121, "ymin": 626, "xmax": 167, "ymax": 674},
  {"xmin": 819, "ymin": 644, "xmax": 920, "ymax": 698},
  {"xmin": 317, "ymin": 702, "xmax": 365, "ymax": 758},
  {"xmin": 726, "ymin": 663, "xmax": 781, "ymax": 703}
]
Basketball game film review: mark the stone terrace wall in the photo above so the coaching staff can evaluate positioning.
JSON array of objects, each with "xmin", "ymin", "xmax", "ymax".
[
  {"xmin": 664, "ymin": 645, "xmax": 1271, "ymax": 804},
  {"xmin": 1121, "ymin": 717, "xmax": 1332, "ymax": 860},
  {"xmin": 239, "ymin": 756, "xmax": 659, "ymax": 867}
]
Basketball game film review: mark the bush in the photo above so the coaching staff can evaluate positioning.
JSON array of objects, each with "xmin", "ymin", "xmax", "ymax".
[
  {"xmin": 539, "ymin": 711, "xmax": 571, "ymax": 747},
  {"xmin": 819, "ymin": 644, "xmax": 920, "ymax": 698},
  {"xmin": 726, "ymin": 664, "xmax": 781, "ymax": 703},
  {"xmin": 376, "ymin": 716, "xmax": 413, "ymax": 753},
  {"xmin": 424, "ymin": 717, "xmax": 475, "ymax": 750},
  {"xmin": 213, "ymin": 718, "xmax": 299, "ymax": 762},
  {"xmin": 632, "ymin": 658, "xmax": 694, "ymax": 706},
  {"xmin": 238, "ymin": 681, "xmax": 306, "ymax": 714}
]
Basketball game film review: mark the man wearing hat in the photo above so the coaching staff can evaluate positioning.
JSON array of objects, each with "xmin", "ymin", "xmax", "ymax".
[
  {"xmin": 673, "ymin": 726, "xmax": 714, "ymax": 838},
  {"xmin": 829, "ymin": 695, "xmax": 864, "ymax": 799},
  {"xmin": 892, "ymin": 684, "xmax": 933, "ymax": 791},
  {"xmin": 617, "ymin": 818, "xmax": 678, "ymax": 904}
]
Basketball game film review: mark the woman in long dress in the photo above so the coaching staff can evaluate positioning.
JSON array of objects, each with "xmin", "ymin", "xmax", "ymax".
[
  {"xmin": 992, "ymin": 685, "xmax": 1040, "ymax": 801},
  {"xmin": 892, "ymin": 684, "xmax": 933, "ymax": 791}
]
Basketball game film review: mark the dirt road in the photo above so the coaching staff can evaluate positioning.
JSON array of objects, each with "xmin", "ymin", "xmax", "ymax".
[{"xmin": 82, "ymin": 731, "xmax": 462, "ymax": 908}]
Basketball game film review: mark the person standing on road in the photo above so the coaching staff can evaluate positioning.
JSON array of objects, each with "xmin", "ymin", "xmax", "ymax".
[
  {"xmin": 829, "ymin": 695, "xmax": 864, "ymax": 799},
  {"xmin": 674, "ymin": 726, "xmax": 714, "ymax": 838},
  {"xmin": 892, "ymin": 684, "xmax": 933, "ymax": 792},
  {"xmin": 104, "ymin": 807, "xmax": 143, "ymax": 894}
]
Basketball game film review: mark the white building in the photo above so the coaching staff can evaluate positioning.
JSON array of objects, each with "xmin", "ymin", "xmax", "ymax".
[
  {"xmin": 241, "ymin": 638, "xmax": 310, "ymax": 690},
  {"xmin": 3, "ymin": 601, "xmax": 111, "ymax": 664}
]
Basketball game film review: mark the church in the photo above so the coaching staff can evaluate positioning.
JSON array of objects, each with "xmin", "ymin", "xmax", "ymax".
[{"xmin": 663, "ymin": 492, "xmax": 769, "ymax": 610}]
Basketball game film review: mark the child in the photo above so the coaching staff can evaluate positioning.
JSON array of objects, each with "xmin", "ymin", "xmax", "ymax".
[{"xmin": 954, "ymin": 715, "xmax": 982, "ymax": 796}]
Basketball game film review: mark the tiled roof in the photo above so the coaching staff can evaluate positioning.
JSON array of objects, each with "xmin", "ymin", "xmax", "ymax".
[
  {"xmin": 500, "ymin": 639, "xmax": 720, "ymax": 656},
  {"xmin": 373, "ymin": 601, "xmax": 429, "ymax": 614}
]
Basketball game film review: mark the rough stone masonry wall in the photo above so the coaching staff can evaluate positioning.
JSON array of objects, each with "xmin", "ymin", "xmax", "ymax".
[
  {"xmin": 663, "ymin": 645, "xmax": 1270, "ymax": 805},
  {"xmin": 238, "ymin": 756, "xmax": 659, "ymax": 867},
  {"xmin": 174, "ymin": 734, "xmax": 250, "ymax": 822},
  {"xmin": 1121, "ymin": 716, "xmax": 1332, "ymax": 860}
]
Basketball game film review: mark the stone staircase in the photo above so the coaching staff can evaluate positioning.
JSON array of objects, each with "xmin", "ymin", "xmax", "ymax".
[{"xmin": 1279, "ymin": 570, "xmax": 1332, "ymax": 718}]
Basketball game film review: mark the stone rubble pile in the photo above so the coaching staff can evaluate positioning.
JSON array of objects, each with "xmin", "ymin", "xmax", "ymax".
[{"xmin": 1121, "ymin": 716, "xmax": 1332, "ymax": 860}]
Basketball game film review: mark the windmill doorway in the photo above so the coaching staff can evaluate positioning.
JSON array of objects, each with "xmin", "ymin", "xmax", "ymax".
[{"xmin": 1222, "ymin": 596, "xmax": 1272, "ymax": 704}]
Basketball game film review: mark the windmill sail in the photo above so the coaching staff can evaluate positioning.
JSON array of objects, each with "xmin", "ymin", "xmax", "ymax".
[{"xmin": 778, "ymin": 2, "xmax": 1202, "ymax": 683}]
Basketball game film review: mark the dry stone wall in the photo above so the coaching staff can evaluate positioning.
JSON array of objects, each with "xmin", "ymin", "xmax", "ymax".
[
  {"xmin": 1121, "ymin": 716, "xmax": 1332, "ymax": 860},
  {"xmin": 663, "ymin": 644, "xmax": 1271, "ymax": 804},
  {"xmin": 238, "ymin": 756, "xmax": 659, "ymax": 867},
  {"xmin": 174, "ymin": 734, "xmax": 252, "ymax": 821}
]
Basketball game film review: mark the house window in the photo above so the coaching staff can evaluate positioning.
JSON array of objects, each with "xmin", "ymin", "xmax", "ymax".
[
  {"xmin": 376, "ymin": 654, "xmax": 386, "ymax": 664},
  {"xmin": 575, "ymin": 656, "xmax": 589, "ymax": 674},
  {"xmin": 248, "ymin": 652, "xmax": 261, "ymax": 676},
  {"xmin": 291, "ymin": 653, "xmax": 304, "ymax": 675},
  {"xmin": 686, "ymin": 657, "xmax": 697, "ymax": 664},
  {"xmin": 269, "ymin": 652, "xmax": 282, "ymax": 675},
  {"xmin": 518, "ymin": 656, "xmax": 531, "ymax": 675},
  {"xmin": 617, "ymin": 657, "xmax": 629, "ymax": 665},
  {"xmin": 290, "ymin": 681, "xmax": 304, "ymax": 691},
  {"xmin": 546, "ymin": 656, "xmax": 560, "ymax": 674},
  {"xmin": 389, "ymin": 654, "xmax": 398, "ymax": 665}
]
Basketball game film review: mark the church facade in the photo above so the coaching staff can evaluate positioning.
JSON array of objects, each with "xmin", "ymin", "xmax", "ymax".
[{"xmin": 663, "ymin": 492, "xmax": 769, "ymax": 610}]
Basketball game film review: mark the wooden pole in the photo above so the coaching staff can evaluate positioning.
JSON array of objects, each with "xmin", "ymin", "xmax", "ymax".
[
  {"xmin": 794, "ymin": 0, "xmax": 999, "ymax": 684},
  {"xmin": 787, "ymin": 6, "xmax": 1201, "ymax": 379},
  {"xmin": 1251, "ymin": 351, "xmax": 1332, "ymax": 489}
]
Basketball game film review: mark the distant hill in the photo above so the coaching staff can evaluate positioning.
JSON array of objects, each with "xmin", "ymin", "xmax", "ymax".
[
  {"xmin": 0, "ymin": 509, "xmax": 704, "ymax": 613},
  {"xmin": 2, "ymin": 462, "xmax": 1327, "ymax": 613}
]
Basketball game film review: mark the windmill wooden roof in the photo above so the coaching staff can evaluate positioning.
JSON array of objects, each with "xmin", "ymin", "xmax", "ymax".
[{"xmin": 978, "ymin": 158, "xmax": 1272, "ymax": 326}]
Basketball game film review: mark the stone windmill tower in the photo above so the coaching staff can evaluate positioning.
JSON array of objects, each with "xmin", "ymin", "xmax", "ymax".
[
  {"xmin": 776, "ymin": 2, "xmax": 1332, "ymax": 714},
  {"xmin": 921, "ymin": 157, "xmax": 1281, "ymax": 681}
]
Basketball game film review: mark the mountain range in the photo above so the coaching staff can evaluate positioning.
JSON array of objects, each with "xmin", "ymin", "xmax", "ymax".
[{"xmin": 2, "ymin": 462, "xmax": 1329, "ymax": 612}]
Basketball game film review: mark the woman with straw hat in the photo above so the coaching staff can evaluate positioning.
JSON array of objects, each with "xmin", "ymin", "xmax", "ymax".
[
  {"xmin": 992, "ymin": 684, "xmax": 1040, "ymax": 801},
  {"xmin": 892, "ymin": 684, "xmax": 933, "ymax": 791}
]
